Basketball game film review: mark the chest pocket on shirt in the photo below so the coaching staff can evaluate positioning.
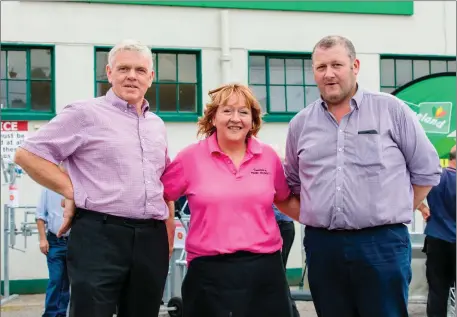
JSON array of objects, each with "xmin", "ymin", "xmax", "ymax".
[{"xmin": 355, "ymin": 134, "xmax": 382, "ymax": 169}]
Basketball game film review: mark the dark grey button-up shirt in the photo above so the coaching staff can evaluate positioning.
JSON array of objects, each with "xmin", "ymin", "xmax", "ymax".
[{"xmin": 284, "ymin": 87, "xmax": 442, "ymax": 230}]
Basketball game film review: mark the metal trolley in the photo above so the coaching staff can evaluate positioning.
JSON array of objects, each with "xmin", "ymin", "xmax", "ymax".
[{"xmin": 159, "ymin": 199, "xmax": 191, "ymax": 317}]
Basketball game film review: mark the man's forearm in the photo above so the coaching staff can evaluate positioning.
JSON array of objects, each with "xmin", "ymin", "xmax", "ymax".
[
  {"xmin": 274, "ymin": 195, "xmax": 301, "ymax": 222},
  {"xmin": 36, "ymin": 219, "xmax": 47, "ymax": 241},
  {"xmin": 14, "ymin": 148, "xmax": 74, "ymax": 199},
  {"xmin": 165, "ymin": 201, "xmax": 176, "ymax": 232},
  {"xmin": 413, "ymin": 185, "xmax": 432, "ymax": 210}
]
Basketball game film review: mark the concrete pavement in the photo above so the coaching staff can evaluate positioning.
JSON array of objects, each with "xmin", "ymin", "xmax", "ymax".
[{"xmin": 1, "ymin": 293, "xmax": 427, "ymax": 317}]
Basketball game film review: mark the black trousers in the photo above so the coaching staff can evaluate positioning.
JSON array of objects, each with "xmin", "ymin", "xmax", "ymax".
[
  {"xmin": 182, "ymin": 251, "xmax": 293, "ymax": 317},
  {"xmin": 424, "ymin": 235, "xmax": 456, "ymax": 317},
  {"xmin": 66, "ymin": 208, "xmax": 169, "ymax": 317},
  {"xmin": 278, "ymin": 221, "xmax": 300, "ymax": 317}
]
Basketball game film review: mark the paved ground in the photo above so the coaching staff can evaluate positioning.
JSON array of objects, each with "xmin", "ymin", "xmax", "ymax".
[{"xmin": 1, "ymin": 293, "xmax": 427, "ymax": 317}]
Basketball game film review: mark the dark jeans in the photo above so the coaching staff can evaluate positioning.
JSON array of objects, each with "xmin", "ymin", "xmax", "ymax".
[
  {"xmin": 424, "ymin": 235, "xmax": 456, "ymax": 317},
  {"xmin": 43, "ymin": 232, "xmax": 70, "ymax": 317},
  {"xmin": 182, "ymin": 251, "xmax": 292, "ymax": 317},
  {"xmin": 304, "ymin": 224, "xmax": 412, "ymax": 317},
  {"xmin": 66, "ymin": 208, "xmax": 169, "ymax": 317},
  {"xmin": 278, "ymin": 221, "xmax": 300, "ymax": 317}
]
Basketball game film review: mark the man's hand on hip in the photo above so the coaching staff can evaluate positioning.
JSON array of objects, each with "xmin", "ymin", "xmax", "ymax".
[{"xmin": 57, "ymin": 198, "xmax": 76, "ymax": 237}]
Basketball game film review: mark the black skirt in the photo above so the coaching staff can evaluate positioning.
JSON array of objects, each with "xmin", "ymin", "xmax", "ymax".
[{"xmin": 181, "ymin": 250, "xmax": 293, "ymax": 317}]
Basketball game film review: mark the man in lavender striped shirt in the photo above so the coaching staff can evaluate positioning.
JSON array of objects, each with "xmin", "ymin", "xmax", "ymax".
[
  {"xmin": 284, "ymin": 35, "xmax": 441, "ymax": 317},
  {"xmin": 14, "ymin": 39, "xmax": 175, "ymax": 317}
]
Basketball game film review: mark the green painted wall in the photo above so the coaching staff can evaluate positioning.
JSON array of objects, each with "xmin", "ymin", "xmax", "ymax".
[{"xmin": 76, "ymin": 1, "xmax": 414, "ymax": 16}]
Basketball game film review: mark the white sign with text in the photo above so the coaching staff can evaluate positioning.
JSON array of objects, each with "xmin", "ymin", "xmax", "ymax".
[{"xmin": 1, "ymin": 121, "xmax": 28, "ymax": 162}]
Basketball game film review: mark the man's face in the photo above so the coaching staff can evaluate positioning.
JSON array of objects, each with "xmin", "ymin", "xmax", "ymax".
[
  {"xmin": 106, "ymin": 50, "xmax": 154, "ymax": 106},
  {"xmin": 313, "ymin": 44, "xmax": 359, "ymax": 106}
]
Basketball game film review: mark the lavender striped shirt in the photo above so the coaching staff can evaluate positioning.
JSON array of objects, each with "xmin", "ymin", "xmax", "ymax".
[
  {"xmin": 20, "ymin": 89, "xmax": 170, "ymax": 220},
  {"xmin": 284, "ymin": 87, "xmax": 442, "ymax": 230}
]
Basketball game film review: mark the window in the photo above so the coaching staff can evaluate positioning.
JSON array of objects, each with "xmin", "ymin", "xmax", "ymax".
[
  {"xmin": 380, "ymin": 56, "xmax": 456, "ymax": 93},
  {"xmin": 249, "ymin": 54, "xmax": 319, "ymax": 121},
  {"xmin": 1, "ymin": 45, "xmax": 55, "ymax": 120},
  {"xmin": 95, "ymin": 48, "xmax": 201, "ymax": 121}
]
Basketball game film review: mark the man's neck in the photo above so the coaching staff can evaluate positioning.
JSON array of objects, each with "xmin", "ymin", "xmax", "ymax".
[
  {"xmin": 448, "ymin": 161, "xmax": 456, "ymax": 169},
  {"xmin": 133, "ymin": 102, "xmax": 144, "ymax": 116},
  {"xmin": 326, "ymin": 85, "xmax": 358, "ymax": 113}
]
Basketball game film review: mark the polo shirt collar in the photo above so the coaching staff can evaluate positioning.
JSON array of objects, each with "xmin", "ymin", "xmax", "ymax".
[
  {"xmin": 207, "ymin": 133, "xmax": 262, "ymax": 155},
  {"xmin": 105, "ymin": 88, "xmax": 150, "ymax": 114}
]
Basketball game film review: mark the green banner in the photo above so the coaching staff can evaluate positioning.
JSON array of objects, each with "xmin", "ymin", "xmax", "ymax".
[
  {"xmin": 393, "ymin": 73, "xmax": 456, "ymax": 164},
  {"xmin": 77, "ymin": 1, "xmax": 414, "ymax": 15}
]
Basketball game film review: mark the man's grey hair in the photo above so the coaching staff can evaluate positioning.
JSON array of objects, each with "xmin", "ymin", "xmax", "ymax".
[
  {"xmin": 312, "ymin": 35, "xmax": 357, "ymax": 62},
  {"xmin": 108, "ymin": 39, "xmax": 154, "ymax": 70}
]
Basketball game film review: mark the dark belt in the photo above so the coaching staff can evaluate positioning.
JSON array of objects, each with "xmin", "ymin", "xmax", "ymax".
[
  {"xmin": 75, "ymin": 208, "xmax": 163, "ymax": 228},
  {"xmin": 306, "ymin": 223, "xmax": 404, "ymax": 233},
  {"xmin": 47, "ymin": 231, "xmax": 69, "ymax": 241}
]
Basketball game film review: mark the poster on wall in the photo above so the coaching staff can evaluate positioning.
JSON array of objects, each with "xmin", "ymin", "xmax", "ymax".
[
  {"xmin": 1, "ymin": 121, "xmax": 28, "ymax": 163},
  {"xmin": 393, "ymin": 72, "xmax": 456, "ymax": 166}
]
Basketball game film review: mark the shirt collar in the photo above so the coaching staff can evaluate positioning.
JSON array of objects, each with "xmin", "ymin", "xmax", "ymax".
[
  {"xmin": 319, "ymin": 83, "xmax": 364, "ymax": 110},
  {"xmin": 105, "ymin": 88, "xmax": 150, "ymax": 114},
  {"xmin": 207, "ymin": 132, "xmax": 262, "ymax": 155}
]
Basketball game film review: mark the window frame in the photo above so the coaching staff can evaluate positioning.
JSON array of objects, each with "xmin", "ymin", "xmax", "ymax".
[
  {"xmin": 1, "ymin": 43, "xmax": 56, "ymax": 121},
  {"xmin": 379, "ymin": 54, "xmax": 457, "ymax": 93},
  {"xmin": 94, "ymin": 46, "xmax": 203, "ymax": 122},
  {"xmin": 248, "ymin": 51, "xmax": 316, "ymax": 122}
]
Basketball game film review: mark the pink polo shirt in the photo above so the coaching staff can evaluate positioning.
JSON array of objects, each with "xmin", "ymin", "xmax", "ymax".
[{"xmin": 161, "ymin": 133, "xmax": 291, "ymax": 263}]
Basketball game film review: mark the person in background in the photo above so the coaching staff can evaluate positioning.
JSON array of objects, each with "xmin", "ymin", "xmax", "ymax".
[
  {"xmin": 418, "ymin": 145, "xmax": 456, "ymax": 317},
  {"xmin": 161, "ymin": 83, "xmax": 301, "ymax": 317},
  {"xmin": 14, "ymin": 39, "xmax": 174, "ymax": 317},
  {"xmin": 36, "ymin": 186, "xmax": 70, "ymax": 317},
  {"xmin": 274, "ymin": 204, "xmax": 300, "ymax": 317},
  {"xmin": 284, "ymin": 35, "xmax": 442, "ymax": 317}
]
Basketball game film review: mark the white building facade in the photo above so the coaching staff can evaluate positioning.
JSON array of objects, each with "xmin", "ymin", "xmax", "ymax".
[{"xmin": 1, "ymin": 0, "xmax": 455, "ymax": 294}]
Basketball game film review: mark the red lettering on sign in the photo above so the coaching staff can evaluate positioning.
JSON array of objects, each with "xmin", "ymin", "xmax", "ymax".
[{"xmin": 1, "ymin": 121, "xmax": 28, "ymax": 131}]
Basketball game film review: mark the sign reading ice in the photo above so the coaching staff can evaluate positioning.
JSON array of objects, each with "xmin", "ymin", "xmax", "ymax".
[
  {"xmin": 416, "ymin": 102, "xmax": 452, "ymax": 134},
  {"xmin": 1, "ymin": 121, "xmax": 28, "ymax": 162}
]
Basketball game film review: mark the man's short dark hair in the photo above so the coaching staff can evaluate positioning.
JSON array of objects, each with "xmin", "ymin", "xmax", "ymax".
[
  {"xmin": 312, "ymin": 35, "xmax": 357, "ymax": 62},
  {"xmin": 449, "ymin": 150, "xmax": 456, "ymax": 161}
]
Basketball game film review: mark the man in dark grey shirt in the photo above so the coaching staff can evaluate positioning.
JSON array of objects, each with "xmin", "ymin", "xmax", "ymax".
[{"xmin": 284, "ymin": 35, "xmax": 441, "ymax": 317}]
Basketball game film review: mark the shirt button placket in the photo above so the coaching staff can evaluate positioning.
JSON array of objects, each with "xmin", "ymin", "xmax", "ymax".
[
  {"xmin": 139, "ymin": 117, "xmax": 151, "ymax": 212},
  {"xmin": 335, "ymin": 124, "xmax": 345, "ymax": 226}
]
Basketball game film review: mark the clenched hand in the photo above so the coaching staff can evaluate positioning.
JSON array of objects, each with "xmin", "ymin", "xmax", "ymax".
[{"xmin": 57, "ymin": 198, "xmax": 76, "ymax": 237}]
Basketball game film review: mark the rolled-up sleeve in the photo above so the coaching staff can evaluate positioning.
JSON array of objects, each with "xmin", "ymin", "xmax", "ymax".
[
  {"xmin": 161, "ymin": 152, "xmax": 188, "ymax": 202},
  {"xmin": 393, "ymin": 99, "xmax": 442, "ymax": 186},
  {"xmin": 35, "ymin": 188, "xmax": 48, "ymax": 222},
  {"xmin": 284, "ymin": 117, "xmax": 301, "ymax": 195},
  {"xmin": 19, "ymin": 104, "xmax": 88, "ymax": 164}
]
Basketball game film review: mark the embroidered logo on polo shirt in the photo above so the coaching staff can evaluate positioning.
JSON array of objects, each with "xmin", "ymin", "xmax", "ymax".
[{"xmin": 251, "ymin": 168, "xmax": 270, "ymax": 175}]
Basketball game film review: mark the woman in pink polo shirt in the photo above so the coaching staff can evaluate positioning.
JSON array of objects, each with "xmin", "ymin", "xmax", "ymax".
[{"xmin": 161, "ymin": 83, "xmax": 300, "ymax": 317}]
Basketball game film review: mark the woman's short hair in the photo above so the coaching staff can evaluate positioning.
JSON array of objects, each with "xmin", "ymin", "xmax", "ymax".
[{"xmin": 197, "ymin": 83, "xmax": 263, "ymax": 139}]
